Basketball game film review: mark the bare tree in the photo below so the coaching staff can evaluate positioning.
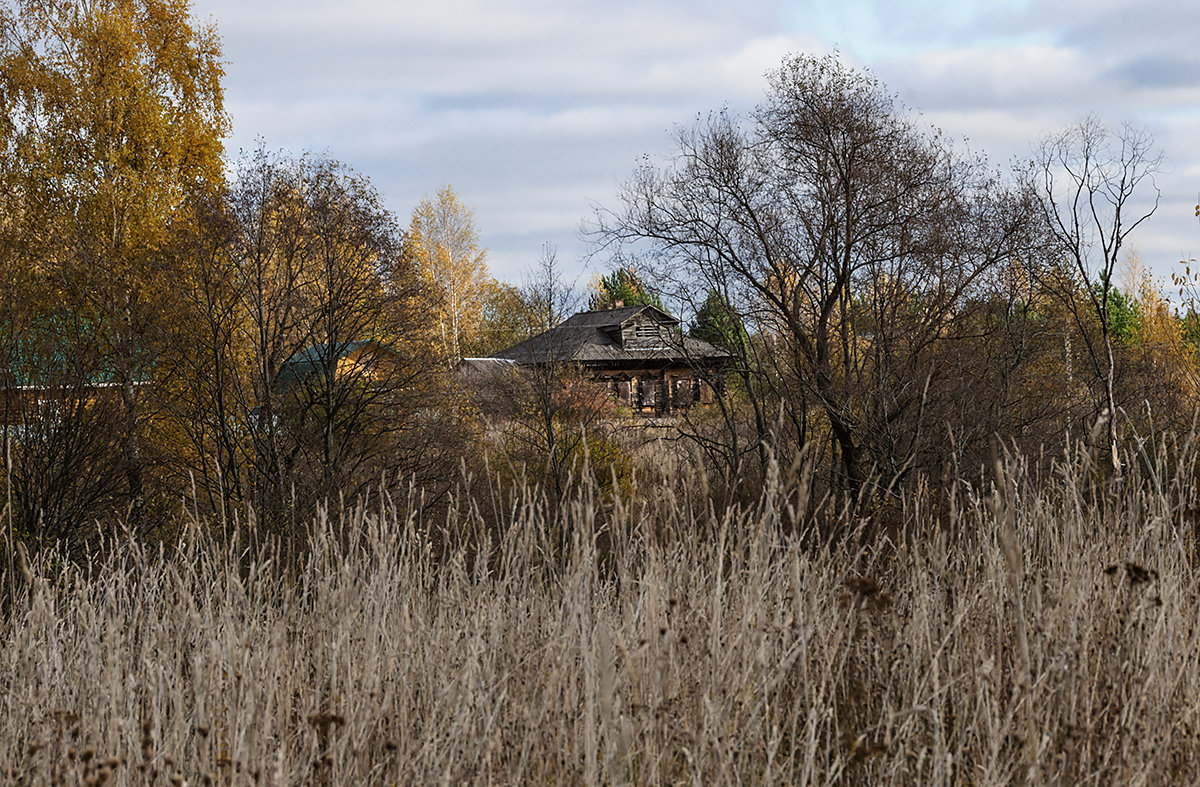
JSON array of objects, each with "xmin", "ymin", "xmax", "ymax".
[
  {"xmin": 288, "ymin": 159, "xmax": 428, "ymax": 505},
  {"xmin": 3, "ymin": 318, "xmax": 127, "ymax": 551},
  {"xmin": 525, "ymin": 243, "xmax": 575, "ymax": 334},
  {"xmin": 1031, "ymin": 118, "xmax": 1161, "ymax": 478},
  {"xmin": 595, "ymin": 53, "xmax": 1033, "ymax": 496},
  {"xmin": 487, "ymin": 244, "xmax": 604, "ymax": 509}
]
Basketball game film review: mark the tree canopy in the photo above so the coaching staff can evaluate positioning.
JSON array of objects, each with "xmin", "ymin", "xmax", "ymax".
[
  {"xmin": 1, "ymin": 0, "xmax": 229, "ymax": 529},
  {"xmin": 690, "ymin": 289, "xmax": 746, "ymax": 351},
  {"xmin": 588, "ymin": 266, "xmax": 662, "ymax": 311},
  {"xmin": 404, "ymin": 185, "xmax": 492, "ymax": 363}
]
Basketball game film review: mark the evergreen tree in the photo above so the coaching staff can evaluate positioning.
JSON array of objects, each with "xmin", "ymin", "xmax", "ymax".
[
  {"xmin": 690, "ymin": 289, "xmax": 746, "ymax": 350},
  {"xmin": 588, "ymin": 267, "xmax": 662, "ymax": 310}
]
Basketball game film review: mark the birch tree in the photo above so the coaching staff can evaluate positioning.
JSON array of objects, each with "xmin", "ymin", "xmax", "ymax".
[
  {"xmin": 1031, "ymin": 118, "xmax": 1161, "ymax": 479},
  {"xmin": 0, "ymin": 0, "xmax": 227, "ymax": 535},
  {"xmin": 405, "ymin": 186, "xmax": 491, "ymax": 363}
]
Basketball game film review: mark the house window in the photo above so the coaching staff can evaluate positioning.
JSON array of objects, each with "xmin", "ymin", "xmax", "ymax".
[
  {"xmin": 673, "ymin": 378, "xmax": 690, "ymax": 408},
  {"xmin": 640, "ymin": 378, "xmax": 656, "ymax": 408}
]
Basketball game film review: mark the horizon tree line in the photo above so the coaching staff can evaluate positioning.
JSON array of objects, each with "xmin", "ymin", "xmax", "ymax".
[{"xmin": 1, "ymin": 0, "xmax": 1195, "ymax": 555}]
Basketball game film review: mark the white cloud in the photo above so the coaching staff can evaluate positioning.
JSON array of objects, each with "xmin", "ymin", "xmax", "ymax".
[{"xmin": 191, "ymin": 0, "xmax": 1200, "ymax": 282}]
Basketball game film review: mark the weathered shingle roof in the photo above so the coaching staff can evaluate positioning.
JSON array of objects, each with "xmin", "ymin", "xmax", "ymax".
[
  {"xmin": 493, "ymin": 306, "xmax": 732, "ymax": 366},
  {"xmin": 559, "ymin": 304, "xmax": 677, "ymax": 329}
]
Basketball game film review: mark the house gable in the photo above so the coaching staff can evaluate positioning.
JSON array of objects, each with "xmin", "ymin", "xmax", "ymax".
[{"xmin": 620, "ymin": 313, "xmax": 675, "ymax": 350}]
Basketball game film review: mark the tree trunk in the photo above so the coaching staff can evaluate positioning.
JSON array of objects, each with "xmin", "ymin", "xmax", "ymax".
[{"xmin": 1104, "ymin": 334, "xmax": 1121, "ymax": 479}]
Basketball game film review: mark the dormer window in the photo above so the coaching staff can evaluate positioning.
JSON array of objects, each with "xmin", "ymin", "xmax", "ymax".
[{"xmin": 634, "ymin": 322, "xmax": 658, "ymax": 340}]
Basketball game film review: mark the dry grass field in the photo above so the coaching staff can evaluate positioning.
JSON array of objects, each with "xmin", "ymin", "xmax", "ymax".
[{"xmin": 3, "ymin": 437, "xmax": 1200, "ymax": 785}]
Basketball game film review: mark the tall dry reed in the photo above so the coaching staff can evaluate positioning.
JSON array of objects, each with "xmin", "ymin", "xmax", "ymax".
[{"xmin": 2, "ymin": 436, "xmax": 1200, "ymax": 785}]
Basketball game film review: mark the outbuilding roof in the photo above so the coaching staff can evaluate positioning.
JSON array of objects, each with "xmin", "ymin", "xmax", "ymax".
[{"xmin": 277, "ymin": 340, "xmax": 383, "ymax": 389}]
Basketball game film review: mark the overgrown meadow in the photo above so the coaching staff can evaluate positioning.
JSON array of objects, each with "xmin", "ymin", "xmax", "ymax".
[
  {"xmin": 6, "ymin": 2, "xmax": 1200, "ymax": 784},
  {"xmin": 3, "ymin": 433, "xmax": 1200, "ymax": 786}
]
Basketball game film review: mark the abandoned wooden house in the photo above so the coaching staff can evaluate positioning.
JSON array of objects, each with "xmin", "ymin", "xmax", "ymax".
[{"xmin": 487, "ymin": 304, "xmax": 733, "ymax": 416}]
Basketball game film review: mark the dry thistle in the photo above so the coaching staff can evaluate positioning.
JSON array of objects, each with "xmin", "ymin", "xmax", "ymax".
[
  {"xmin": 49, "ymin": 711, "xmax": 79, "ymax": 728},
  {"xmin": 307, "ymin": 713, "xmax": 346, "ymax": 737},
  {"xmin": 1104, "ymin": 562, "xmax": 1159, "ymax": 586},
  {"xmin": 841, "ymin": 576, "xmax": 892, "ymax": 612}
]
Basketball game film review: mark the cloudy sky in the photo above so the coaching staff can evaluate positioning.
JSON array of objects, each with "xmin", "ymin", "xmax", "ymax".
[{"xmin": 188, "ymin": 0, "xmax": 1200, "ymax": 290}]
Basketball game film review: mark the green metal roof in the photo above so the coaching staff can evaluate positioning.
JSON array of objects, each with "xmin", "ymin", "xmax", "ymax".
[{"xmin": 276, "ymin": 340, "xmax": 378, "ymax": 389}]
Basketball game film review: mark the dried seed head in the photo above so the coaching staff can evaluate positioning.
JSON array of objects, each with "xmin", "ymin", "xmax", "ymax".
[
  {"xmin": 845, "ymin": 576, "xmax": 880, "ymax": 597},
  {"xmin": 307, "ymin": 712, "xmax": 346, "ymax": 736},
  {"xmin": 50, "ymin": 710, "xmax": 80, "ymax": 728},
  {"xmin": 843, "ymin": 576, "xmax": 892, "ymax": 611},
  {"xmin": 1106, "ymin": 562, "xmax": 1159, "ymax": 586},
  {"xmin": 1125, "ymin": 562, "xmax": 1156, "ymax": 585}
]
